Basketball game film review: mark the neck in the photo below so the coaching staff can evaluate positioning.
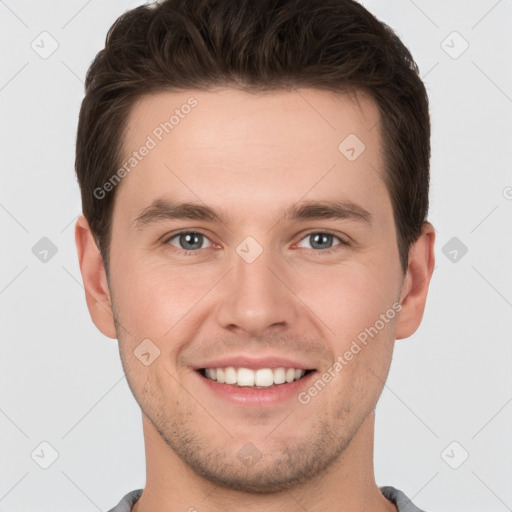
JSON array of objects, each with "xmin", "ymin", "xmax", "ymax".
[{"xmin": 132, "ymin": 410, "xmax": 397, "ymax": 512}]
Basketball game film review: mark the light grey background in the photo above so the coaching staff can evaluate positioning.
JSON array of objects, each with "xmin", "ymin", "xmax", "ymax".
[{"xmin": 1, "ymin": 0, "xmax": 511, "ymax": 511}]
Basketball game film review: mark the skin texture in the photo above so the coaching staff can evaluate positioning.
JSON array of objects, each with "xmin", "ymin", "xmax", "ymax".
[{"xmin": 75, "ymin": 87, "xmax": 435, "ymax": 512}]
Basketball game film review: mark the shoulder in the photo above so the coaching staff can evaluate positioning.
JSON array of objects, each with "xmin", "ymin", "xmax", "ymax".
[
  {"xmin": 106, "ymin": 489, "xmax": 143, "ymax": 512},
  {"xmin": 380, "ymin": 485, "xmax": 430, "ymax": 512}
]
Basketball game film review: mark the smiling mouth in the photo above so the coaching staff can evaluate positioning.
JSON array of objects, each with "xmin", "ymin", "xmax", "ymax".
[{"xmin": 197, "ymin": 367, "xmax": 315, "ymax": 388}]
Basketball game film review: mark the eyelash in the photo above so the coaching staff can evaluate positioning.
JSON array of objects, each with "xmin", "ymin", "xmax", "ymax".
[{"xmin": 162, "ymin": 230, "xmax": 349, "ymax": 257}]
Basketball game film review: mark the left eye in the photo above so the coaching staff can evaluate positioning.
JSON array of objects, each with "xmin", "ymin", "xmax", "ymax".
[{"xmin": 296, "ymin": 232, "xmax": 343, "ymax": 251}]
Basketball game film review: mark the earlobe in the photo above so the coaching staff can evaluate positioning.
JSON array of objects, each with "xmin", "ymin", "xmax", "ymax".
[
  {"xmin": 74, "ymin": 215, "xmax": 117, "ymax": 339},
  {"xmin": 395, "ymin": 222, "xmax": 436, "ymax": 340}
]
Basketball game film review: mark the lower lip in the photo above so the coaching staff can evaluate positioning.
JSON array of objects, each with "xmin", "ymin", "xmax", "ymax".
[{"xmin": 195, "ymin": 370, "xmax": 317, "ymax": 407}]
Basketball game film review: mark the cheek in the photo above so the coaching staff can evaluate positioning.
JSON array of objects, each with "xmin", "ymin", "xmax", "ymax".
[
  {"xmin": 293, "ymin": 260, "xmax": 399, "ymax": 345},
  {"xmin": 309, "ymin": 266, "xmax": 398, "ymax": 421},
  {"xmin": 110, "ymin": 257, "xmax": 202, "ymax": 325}
]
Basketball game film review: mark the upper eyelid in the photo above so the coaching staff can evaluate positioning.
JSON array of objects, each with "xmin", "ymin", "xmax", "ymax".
[
  {"xmin": 296, "ymin": 229, "xmax": 348, "ymax": 244},
  {"xmin": 164, "ymin": 229, "xmax": 213, "ymax": 243}
]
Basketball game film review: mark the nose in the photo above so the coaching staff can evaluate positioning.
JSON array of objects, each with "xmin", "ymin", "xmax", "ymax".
[{"xmin": 215, "ymin": 243, "xmax": 299, "ymax": 338}]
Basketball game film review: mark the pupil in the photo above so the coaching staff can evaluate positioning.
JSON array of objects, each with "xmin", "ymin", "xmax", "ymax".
[
  {"xmin": 312, "ymin": 233, "xmax": 331, "ymax": 249},
  {"xmin": 181, "ymin": 233, "xmax": 202, "ymax": 250}
]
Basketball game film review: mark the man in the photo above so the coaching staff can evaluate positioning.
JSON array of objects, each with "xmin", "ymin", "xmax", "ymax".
[{"xmin": 74, "ymin": 0, "xmax": 435, "ymax": 510}]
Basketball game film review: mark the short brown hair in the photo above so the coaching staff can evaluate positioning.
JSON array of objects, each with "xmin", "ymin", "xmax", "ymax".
[{"xmin": 75, "ymin": 0, "xmax": 430, "ymax": 275}]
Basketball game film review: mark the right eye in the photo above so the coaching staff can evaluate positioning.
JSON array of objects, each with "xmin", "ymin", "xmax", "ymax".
[{"xmin": 163, "ymin": 231, "xmax": 214, "ymax": 254}]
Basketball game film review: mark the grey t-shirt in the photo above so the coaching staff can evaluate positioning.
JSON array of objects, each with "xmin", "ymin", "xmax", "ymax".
[{"xmin": 107, "ymin": 486, "xmax": 427, "ymax": 511}]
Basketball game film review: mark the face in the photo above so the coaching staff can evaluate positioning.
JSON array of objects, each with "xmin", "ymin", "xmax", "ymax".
[{"xmin": 99, "ymin": 88, "xmax": 408, "ymax": 491}]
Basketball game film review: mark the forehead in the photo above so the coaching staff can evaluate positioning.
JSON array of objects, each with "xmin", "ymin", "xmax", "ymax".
[{"xmin": 114, "ymin": 87, "xmax": 389, "ymax": 227}]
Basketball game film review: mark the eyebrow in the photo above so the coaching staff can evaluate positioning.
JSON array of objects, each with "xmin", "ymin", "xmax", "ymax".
[{"xmin": 133, "ymin": 198, "xmax": 372, "ymax": 230}]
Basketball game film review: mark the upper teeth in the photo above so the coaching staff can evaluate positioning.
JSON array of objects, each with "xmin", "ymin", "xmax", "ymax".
[{"xmin": 204, "ymin": 367, "xmax": 306, "ymax": 387}]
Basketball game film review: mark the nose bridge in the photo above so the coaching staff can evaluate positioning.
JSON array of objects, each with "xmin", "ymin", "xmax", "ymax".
[{"xmin": 216, "ymin": 236, "xmax": 297, "ymax": 335}]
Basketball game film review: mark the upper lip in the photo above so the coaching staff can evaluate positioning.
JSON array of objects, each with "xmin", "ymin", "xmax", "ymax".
[{"xmin": 192, "ymin": 355, "xmax": 317, "ymax": 371}]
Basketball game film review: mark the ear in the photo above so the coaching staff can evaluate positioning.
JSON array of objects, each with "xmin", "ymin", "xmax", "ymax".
[
  {"xmin": 74, "ymin": 215, "xmax": 117, "ymax": 339},
  {"xmin": 395, "ymin": 221, "xmax": 436, "ymax": 340}
]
